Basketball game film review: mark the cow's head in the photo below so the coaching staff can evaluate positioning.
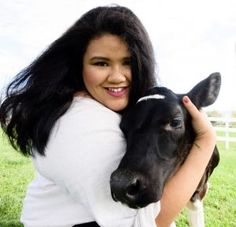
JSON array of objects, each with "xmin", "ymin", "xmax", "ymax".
[{"xmin": 110, "ymin": 72, "xmax": 221, "ymax": 208}]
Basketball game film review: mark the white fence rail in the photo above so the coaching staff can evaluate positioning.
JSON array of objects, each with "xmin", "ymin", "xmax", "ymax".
[{"xmin": 208, "ymin": 117, "xmax": 236, "ymax": 149}]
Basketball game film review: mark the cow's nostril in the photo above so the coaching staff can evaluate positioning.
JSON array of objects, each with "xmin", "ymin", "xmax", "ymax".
[
  {"xmin": 110, "ymin": 170, "xmax": 149, "ymax": 207},
  {"xmin": 126, "ymin": 178, "xmax": 142, "ymax": 199}
]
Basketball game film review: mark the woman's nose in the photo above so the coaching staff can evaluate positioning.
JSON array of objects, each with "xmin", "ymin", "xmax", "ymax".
[{"xmin": 107, "ymin": 66, "xmax": 127, "ymax": 83}]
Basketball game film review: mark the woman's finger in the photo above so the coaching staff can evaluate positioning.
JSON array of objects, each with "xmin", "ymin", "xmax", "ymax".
[
  {"xmin": 182, "ymin": 96, "xmax": 199, "ymax": 120},
  {"xmin": 182, "ymin": 96, "xmax": 216, "ymax": 141}
]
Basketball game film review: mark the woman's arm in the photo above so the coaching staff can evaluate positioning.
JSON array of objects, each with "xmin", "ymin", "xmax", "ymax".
[{"xmin": 156, "ymin": 96, "xmax": 217, "ymax": 227}]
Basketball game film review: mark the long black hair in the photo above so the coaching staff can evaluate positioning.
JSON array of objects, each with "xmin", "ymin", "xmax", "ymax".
[{"xmin": 0, "ymin": 5, "xmax": 157, "ymax": 156}]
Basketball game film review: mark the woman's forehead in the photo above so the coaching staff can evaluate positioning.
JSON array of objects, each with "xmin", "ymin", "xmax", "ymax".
[{"xmin": 85, "ymin": 34, "xmax": 130, "ymax": 58}]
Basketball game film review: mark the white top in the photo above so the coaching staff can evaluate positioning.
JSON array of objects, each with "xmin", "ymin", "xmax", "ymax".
[{"xmin": 21, "ymin": 96, "xmax": 160, "ymax": 227}]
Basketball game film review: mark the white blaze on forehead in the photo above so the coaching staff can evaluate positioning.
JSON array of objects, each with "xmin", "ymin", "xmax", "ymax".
[{"xmin": 137, "ymin": 94, "xmax": 165, "ymax": 103}]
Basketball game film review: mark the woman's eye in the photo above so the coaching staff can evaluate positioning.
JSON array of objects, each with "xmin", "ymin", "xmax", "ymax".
[
  {"xmin": 93, "ymin": 61, "xmax": 108, "ymax": 67},
  {"xmin": 122, "ymin": 58, "xmax": 131, "ymax": 67},
  {"xmin": 123, "ymin": 59, "xmax": 131, "ymax": 66}
]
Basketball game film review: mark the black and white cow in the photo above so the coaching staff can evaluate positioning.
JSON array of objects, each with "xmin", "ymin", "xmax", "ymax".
[{"xmin": 110, "ymin": 73, "xmax": 221, "ymax": 227}]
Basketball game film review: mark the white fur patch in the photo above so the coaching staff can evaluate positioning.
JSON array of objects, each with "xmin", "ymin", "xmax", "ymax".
[{"xmin": 137, "ymin": 94, "xmax": 165, "ymax": 103}]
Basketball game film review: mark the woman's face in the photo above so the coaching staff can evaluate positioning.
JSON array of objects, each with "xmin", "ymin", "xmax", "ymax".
[{"xmin": 82, "ymin": 34, "xmax": 132, "ymax": 112}]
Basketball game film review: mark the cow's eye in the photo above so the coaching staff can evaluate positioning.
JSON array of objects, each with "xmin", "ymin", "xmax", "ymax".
[
  {"xmin": 164, "ymin": 117, "xmax": 183, "ymax": 131},
  {"xmin": 170, "ymin": 117, "xmax": 183, "ymax": 128}
]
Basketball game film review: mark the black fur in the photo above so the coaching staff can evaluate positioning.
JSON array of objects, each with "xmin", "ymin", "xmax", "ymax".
[{"xmin": 110, "ymin": 73, "xmax": 221, "ymax": 208}]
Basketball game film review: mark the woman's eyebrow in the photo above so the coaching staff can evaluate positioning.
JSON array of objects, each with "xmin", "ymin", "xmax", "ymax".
[
  {"xmin": 90, "ymin": 56, "xmax": 109, "ymax": 61},
  {"xmin": 123, "ymin": 56, "xmax": 131, "ymax": 60},
  {"xmin": 90, "ymin": 56, "xmax": 131, "ymax": 61}
]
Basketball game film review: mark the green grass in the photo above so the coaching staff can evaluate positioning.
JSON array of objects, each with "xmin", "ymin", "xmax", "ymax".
[
  {"xmin": 0, "ymin": 133, "xmax": 34, "ymax": 227},
  {"xmin": 0, "ymin": 132, "xmax": 236, "ymax": 226},
  {"xmin": 175, "ymin": 142, "xmax": 236, "ymax": 227}
]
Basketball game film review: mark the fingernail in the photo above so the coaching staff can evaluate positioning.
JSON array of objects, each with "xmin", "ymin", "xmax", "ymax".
[{"xmin": 183, "ymin": 96, "xmax": 189, "ymax": 104}]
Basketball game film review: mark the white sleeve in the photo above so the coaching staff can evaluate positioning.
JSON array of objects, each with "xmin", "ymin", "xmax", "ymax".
[{"xmin": 33, "ymin": 99, "xmax": 160, "ymax": 227}]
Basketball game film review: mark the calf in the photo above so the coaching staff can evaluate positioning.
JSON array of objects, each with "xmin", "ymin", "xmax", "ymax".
[{"xmin": 110, "ymin": 73, "xmax": 221, "ymax": 226}]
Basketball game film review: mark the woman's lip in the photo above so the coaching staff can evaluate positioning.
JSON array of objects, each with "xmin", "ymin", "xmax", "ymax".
[{"xmin": 106, "ymin": 87, "xmax": 129, "ymax": 97}]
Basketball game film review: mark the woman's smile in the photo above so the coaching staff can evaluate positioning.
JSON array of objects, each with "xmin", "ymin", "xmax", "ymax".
[{"xmin": 105, "ymin": 87, "xmax": 129, "ymax": 97}]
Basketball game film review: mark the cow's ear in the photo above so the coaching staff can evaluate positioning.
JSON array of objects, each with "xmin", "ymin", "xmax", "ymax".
[{"xmin": 187, "ymin": 72, "xmax": 221, "ymax": 109}]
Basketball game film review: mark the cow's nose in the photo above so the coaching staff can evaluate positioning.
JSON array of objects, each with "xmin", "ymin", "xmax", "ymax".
[
  {"xmin": 110, "ymin": 169, "xmax": 147, "ymax": 207},
  {"xmin": 125, "ymin": 177, "xmax": 145, "ymax": 199}
]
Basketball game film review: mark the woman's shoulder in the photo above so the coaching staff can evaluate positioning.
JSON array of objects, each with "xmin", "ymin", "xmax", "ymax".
[
  {"xmin": 71, "ymin": 96, "xmax": 120, "ymax": 119},
  {"xmin": 44, "ymin": 95, "xmax": 125, "ymax": 160},
  {"xmin": 55, "ymin": 96, "xmax": 122, "ymax": 134}
]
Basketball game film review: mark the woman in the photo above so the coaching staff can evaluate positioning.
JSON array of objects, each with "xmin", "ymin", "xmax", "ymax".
[{"xmin": 0, "ymin": 5, "xmax": 216, "ymax": 227}]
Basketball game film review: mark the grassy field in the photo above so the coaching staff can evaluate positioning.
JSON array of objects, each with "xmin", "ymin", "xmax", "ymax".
[
  {"xmin": 175, "ymin": 142, "xmax": 236, "ymax": 227},
  {"xmin": 0, "ymin": 133, "xmax": 34, "ymax": 227},
  {"xmin": 0, "ymin": 132, "xmax": 236, "ymax": 227}
]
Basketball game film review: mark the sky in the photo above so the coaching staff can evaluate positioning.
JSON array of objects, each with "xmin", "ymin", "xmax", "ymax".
[{"xmin": 0, "ymin": 0, "xmax": 235, "ymax": 112}]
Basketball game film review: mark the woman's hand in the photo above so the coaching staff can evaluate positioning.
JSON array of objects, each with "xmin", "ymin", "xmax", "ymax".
[
  {"xmin": 182, "ymin": 95, "xmax": 216, "ymax": 149},
  {"xmin": 156, "ymin": 96, "xmax": 217, "ymax": 227}
]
